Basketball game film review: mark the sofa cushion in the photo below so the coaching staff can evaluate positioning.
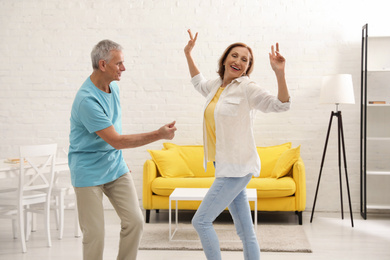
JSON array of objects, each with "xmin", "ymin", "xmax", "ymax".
[
  {"xmin": 152, "ymin": 176, "xmax": 296, "ymax": 198},
  {"xmin": 271, "ymin": 146, "xmax": 301, "ymax": 179},
  {"xmin": 257, "ymin": 142, "xmax": 291, "ymax": 178},
  {"xmin": 247, "ymin": 177, "xmax": 296, "ymax": 198},
  {"xmin": 151, "ymin": 177, "xmax": 216, "ymax": 196},
  {"xmin": 147, "ymin": 149, "xmax": 194, "ymax": 178},
  {"xmin": 163, "ymin": 143, "xmax": 215, "ymax": 177}
]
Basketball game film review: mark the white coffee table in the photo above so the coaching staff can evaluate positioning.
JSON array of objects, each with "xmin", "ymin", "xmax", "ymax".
[{"xmin": 169, "ymin": 188, "xmax": 257, "ymax": 240}]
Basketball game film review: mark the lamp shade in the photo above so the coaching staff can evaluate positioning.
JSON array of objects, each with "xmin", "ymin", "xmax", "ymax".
[{"xmin": 320, "ymin": 74, "xmax": 355, "ymax": 104}]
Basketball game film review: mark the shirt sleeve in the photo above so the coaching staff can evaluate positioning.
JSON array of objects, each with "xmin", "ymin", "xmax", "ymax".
[
  {"xmin": 245, "ymin": 81, "xmax": 291, "ymax": 113},
  {"xmin": 191, "ymin": 73, "xmax": 216, "ymax": 97},
  {"xmin": 77, "ymin": 97, "xmax": 113, "ymax": 133}
]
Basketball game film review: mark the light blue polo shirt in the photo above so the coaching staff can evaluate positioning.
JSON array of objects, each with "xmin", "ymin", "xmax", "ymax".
[{"xmin": 68, "ymin": 77, "xmax": 129, "ymax": 187}]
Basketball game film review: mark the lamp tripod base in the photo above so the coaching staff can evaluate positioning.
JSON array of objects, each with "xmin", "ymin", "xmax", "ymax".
[{"xmin": 310, "ymin": 110, "xmax": 354, "ymax": 227}]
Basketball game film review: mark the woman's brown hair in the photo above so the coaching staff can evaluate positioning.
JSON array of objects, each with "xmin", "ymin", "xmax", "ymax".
[{"xmin": 217, "ymin": 42, "xmax": 254, "ymax": 79}]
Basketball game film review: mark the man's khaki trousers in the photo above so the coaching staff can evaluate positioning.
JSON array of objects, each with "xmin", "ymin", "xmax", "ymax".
[{"xmin": 74, "ymin": 173, "xmax": 144, "ymax": 260}]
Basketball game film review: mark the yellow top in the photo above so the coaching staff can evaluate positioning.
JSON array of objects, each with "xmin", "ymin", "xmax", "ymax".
[{"xmin": 204, "ymin": 87, "xmax": 225, "ymax": 162}]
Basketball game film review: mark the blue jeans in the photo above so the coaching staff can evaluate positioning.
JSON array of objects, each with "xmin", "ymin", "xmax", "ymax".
[{"xmin": 192, "ymin": 173, "xmax": 260, "ymax": 260}]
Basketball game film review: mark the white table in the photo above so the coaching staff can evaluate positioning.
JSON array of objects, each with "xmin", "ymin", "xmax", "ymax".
[{"xmin": 168, "ymin": 188, "xmax": 257, "ymax": 241}]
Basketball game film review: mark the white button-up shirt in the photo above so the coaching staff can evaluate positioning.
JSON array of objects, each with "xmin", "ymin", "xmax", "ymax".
[{"xmin": 191, "ymin": 73, "xmax": 291, "ymax": 178}]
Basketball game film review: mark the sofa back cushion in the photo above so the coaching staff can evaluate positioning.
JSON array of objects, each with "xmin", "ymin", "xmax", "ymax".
[
  {"xmin": 163, "ymin": 143, "xmax": 215, "ymax": 177},
  {"xmin": 256, "ymin": 142, "xmax": 292, "ymax": 178},
  {"xmin": 147, "ymin": 149, "xmax": 194, "ymax": 178},
  {"xmin": 271, "ymin": 145, "xmax": 301, "ymax": 179}
]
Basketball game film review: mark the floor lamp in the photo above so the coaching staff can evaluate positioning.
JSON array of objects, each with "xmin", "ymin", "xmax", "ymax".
[{"xmin": 310, "ymin": 74, "xmax": 355, "ymax": 227}]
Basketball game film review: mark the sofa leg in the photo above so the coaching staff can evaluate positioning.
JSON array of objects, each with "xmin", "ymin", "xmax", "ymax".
[
  {"xmin": 296, "ymin": 211, "xmax": 303, "ymax": 225},
  {"xmin": 145, "ymin": 210, "xmax": 150, "ymax": 223},
  {"xmin": 156, "ymin": 209, "xmax": 159, "ymax": 214}
]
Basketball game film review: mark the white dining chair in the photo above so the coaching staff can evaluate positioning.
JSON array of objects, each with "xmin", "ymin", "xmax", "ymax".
[
  {"xmin": 0, "ymin": 143, "xmax": 57, "ymax": 253},
  {"xmin": 51, "ymin": 165, "xmax": 81, "ymax": 239}
]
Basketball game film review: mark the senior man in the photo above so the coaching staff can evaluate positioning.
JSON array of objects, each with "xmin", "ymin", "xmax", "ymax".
[{"xmin": 68, "ymin": 39, "xmax": 176, "ymax": 260}]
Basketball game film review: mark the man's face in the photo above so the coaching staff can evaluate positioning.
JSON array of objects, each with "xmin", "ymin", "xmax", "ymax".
[{"xmin": 105, "ymin": 50, "xmax": 126, "ymax": 81}]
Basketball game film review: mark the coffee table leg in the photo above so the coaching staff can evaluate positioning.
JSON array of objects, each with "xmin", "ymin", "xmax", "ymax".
[
  {"xmin": 169, "ymin": 198, "xmax": 172, "ymax": 240},
  {"xmin": 175, "ymin": 200, "xmax": 178, "ymax": 230},
  {"xmin": 254, "ymin": 199, "xmax": 257, "ymax": 235},
  {"xmin": 169, "ymin": 199, "xmax": 180, "ymax": 241}
]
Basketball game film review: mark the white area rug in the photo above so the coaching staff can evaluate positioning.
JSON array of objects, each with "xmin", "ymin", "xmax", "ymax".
[{"xmin": 139, "ymin": 223, "xmax": 312, "ymax": 253}]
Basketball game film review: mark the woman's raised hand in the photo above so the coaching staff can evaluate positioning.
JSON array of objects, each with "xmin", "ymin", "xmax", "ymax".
[
  {"xmin": 269, "ymin": 43, "xmax": 286, "ymax": 74},
  {"xmin": 184, "ymin": 29, "xmax": 198, "ymax": 56}
]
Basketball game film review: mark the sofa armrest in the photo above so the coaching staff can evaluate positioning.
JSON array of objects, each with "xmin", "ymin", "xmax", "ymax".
[
  {"xmin": 142, "ymin": 159, "xmax": 158, "ymax": 210},
  {"xmin": 292, "ymin": 157, "xmax": 306, "ymax": 211}
]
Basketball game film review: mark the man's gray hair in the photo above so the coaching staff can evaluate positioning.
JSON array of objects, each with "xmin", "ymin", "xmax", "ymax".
[{"xmin": 91, "ymin": 39, "xmax": 123, "ymax": 70}]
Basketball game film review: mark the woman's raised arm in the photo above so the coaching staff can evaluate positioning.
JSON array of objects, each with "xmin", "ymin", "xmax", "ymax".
[
  {"xmin": 269, "ymin": 43, "xmax": 290, "ymax": 103},
  {"xmin": 184, "ymin": 29, "xmax": 201, "ymax": 78}
]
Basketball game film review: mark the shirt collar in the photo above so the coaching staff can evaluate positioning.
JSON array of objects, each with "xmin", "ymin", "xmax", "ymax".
[
  {"xmin": 218, "ymin": 75, "xmax": 249, "ymax": 87},
  {"xmin": 233, "ymin": 76, "xmax": 249, "ymax": 83}
]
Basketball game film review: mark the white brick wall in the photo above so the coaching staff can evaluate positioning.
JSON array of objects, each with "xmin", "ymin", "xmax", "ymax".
[{"xmin": 1, "ymin": 0, "xmax": 389, "ymax": 212}]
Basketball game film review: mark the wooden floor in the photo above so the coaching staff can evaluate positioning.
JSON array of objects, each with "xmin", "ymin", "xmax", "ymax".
[{"xmin": 0, "ymin": 209, "xmax": 389, "ymax": 260}]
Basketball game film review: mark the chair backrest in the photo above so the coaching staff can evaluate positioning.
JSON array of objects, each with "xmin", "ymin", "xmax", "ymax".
[{"xmin": 18, "ymin": 144, "xmax": 57, "ymax": 199}]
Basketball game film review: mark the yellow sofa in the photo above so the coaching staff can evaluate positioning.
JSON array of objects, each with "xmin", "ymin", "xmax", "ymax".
[{"xmin": 143, "ymin": 142, "xmax": 306, "ymax": 224}]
